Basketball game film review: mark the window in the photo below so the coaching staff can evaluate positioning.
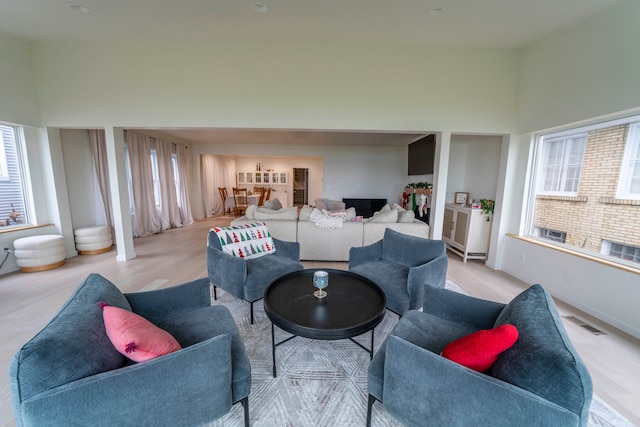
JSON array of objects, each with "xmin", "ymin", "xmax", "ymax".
[
  {"xmin": 124, "ymin": 146, "xmax": 135, "ymax": 214},
  {"xmin": 526, "ymin": 116, "xmax": 640, "ymax": 268},
  {"xmin": 0, "ymin": 124, "xmax": 31, "ymax": 228},
  {"xmin": 537, "ymin": 228, "xmax": 567, "ymax": 243},
  {"xmin": 603, "ymin": 241, "xmax": 640, "ymax": 264},
  {"xmin": 617, "ymin": 121, "xmax": 640, "ymax": 200},
  {"xmin": 171, "ymin": 153, "xmax": 181, "ymax": 206},
  {"xmin": 150, "ymin": 150, "xmax": 161, "ymax": 208},
  {"xmin": 537, "ymin": 132, "xmax": 587, "ymax": 195}
]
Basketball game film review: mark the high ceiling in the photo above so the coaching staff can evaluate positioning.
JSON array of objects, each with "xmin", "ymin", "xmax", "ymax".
[
  {"xmin": 0, "ymin": 0, "xmax": 623, "ymax": 48},
  {"xmin": 1, "ymin": 0, "xmax": 624, "ymax": 146}
]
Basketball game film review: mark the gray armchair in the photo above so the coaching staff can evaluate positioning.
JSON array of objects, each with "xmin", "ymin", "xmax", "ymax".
[
  {"xmin": 349, "ymin": 228, "xmax": 448, "ymax": 315},
  {"xmin": 367, "ymin": 284, "xmax": 593, "ymax": 427},
  {"xmin": 207, "ymin": 229, "xmax": 304, "ymax": 323},
  {"xmin": 9, "ymin": 273, "xmax": 252, "ymax": 427}
]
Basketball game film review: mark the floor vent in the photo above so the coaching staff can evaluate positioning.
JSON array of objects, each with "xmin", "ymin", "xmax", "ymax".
[{"xmin": 564, "ymin": 316, "xmax": 607, "ymax": 335}]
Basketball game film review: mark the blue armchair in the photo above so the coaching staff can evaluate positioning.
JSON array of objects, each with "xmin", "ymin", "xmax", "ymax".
[
  {"xmin": 207, "ymin": 229, "xmax": 304, "ymax": 323},
  {"xmin": 9, "ymin": 273, "xmax": 252, "ymax": 427},
  {"xmin": 367, "ymin": 284, "xmax": 593, "ymax": 427},
  {"xmin": 349, "ymin": 228, "xmax": 448, "ymax": 315}
]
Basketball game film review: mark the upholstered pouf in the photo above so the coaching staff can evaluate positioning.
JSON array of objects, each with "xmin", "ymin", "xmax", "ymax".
[
  {"xmin": 74, "ymin": 226, "xmax": 113, "ymax": 255},
  {"xmin": 13, "ymin": 235, "xmax": 66, "ymax": 272}
]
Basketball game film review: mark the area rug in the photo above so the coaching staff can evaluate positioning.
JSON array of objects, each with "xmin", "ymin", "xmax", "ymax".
[{"xmin": 207, "ymin": 281, "xmax": 633, "ymax": 427}]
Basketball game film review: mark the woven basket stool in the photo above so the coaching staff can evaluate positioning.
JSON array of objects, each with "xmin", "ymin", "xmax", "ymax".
[
  {"xmin": 74, "ymin": 226, "xmax": 113, "ymax": 255},
  {"xmin": 13, "ymin": 235, "xmax": 66, "ymax": 272}
]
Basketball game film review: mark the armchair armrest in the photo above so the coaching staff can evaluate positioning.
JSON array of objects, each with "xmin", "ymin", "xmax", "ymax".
[
  {"xmin": 383, "ymin": 335, "xmax": 579, "ymax": 427},
  {"xmin": 423, "ymin": 285, "xmax": 505, "ymax": 330},
  {"xmin": 273, "ymin": 237, "xmax": 301, "ymax": 261},
  {"xmin": 20, "ymin": 334, "xmax": 234, "ymax": 426},
  {"xmin": 125, "ymin": 277, "xmax": 211, "ymax": 320},
  {"xmin": 207, "ymin": 246, "xmax": 247, "ymax": 300},
  {"xmin": 348, "ymin": 240, "xmax": 382, "ymax": 269},
  {"xmin": 406, "ymin": 254, "xmax": 448, "ymax": 311}
]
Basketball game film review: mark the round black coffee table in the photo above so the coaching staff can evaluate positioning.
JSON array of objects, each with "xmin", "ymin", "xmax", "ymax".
[{"xmin": 264, "ymin": 268, "xmax": 386, "ymax": 377}]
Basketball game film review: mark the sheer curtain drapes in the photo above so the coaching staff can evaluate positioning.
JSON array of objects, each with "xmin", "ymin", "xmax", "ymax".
[
  {"xmin": 127, "ymin": 132, "xmax": 162, "ymax": 237},
  {"xmin": 200, "ymin": 154, "xmax": 236, "ymax": 217},
  {"xmin": 155, "ymin": 138, "xmax": 182, "ymax": 229},
  {"xmin": 176, "ymin": 144, "xmax": 194, "ymax": 225},
  {"xmin": 88, "ymin": 129, "xmax": 113, "ymax": 228}
]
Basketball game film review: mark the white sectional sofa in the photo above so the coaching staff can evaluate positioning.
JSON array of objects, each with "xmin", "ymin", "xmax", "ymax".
[{"xmin": 230, "ymin": 202, "xmax": 430, "ymax": 261}]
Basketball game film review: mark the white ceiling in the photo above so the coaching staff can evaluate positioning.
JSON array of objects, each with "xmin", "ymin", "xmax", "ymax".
[
  {"xmin": 0, "ymin": 0, "xmax": 624, "ymax": 48},
  {"xmin": 1, "ymin": 0, "xmax": 624, "ymax": 146}
]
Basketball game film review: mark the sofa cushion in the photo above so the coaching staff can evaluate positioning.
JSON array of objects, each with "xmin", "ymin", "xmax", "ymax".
[
  {"xmin": 441, "ymin": 324, "xmax": 519, "ymax": 372},
  {"xmin": 255, "ymin": 206, "xmax": 299, "ymax": 220},
  {"xmin": 299, "ymin": 205, "xmax": 313, "ymax": 220},
  {"xmin": 102, "ymin": 304, "xmax": 182, "ymax": 362},
  {"xmin": 263, "ymin": 198, "xmax": 282, "ymax": 210},
  {"xmin": 245, "ymin": 204, "xmax": 257, "ymax": 219},
  {"xmin": 490, "ymin": 284, "xmax": 592, "ymax": 416},
  {"xmin": 367, "ymin": 209, "xmax": 398, "ymax": 223},
  {"xmin": 212, "ymin": 223, "xmax": 275, "ymax": 259},
  {"xmin": 9, "ymin": 274, "xmax": 130, "ymax": 402},
  {"xmin": 397, "ymin": 209, "xmax": 415, "ymax": 223}
]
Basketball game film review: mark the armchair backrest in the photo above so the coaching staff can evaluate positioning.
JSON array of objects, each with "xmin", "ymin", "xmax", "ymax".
[
  {"xmin": 208, "ymin": 229, "xmax": 223, "ymax": 251},
  {"xmin": 490, "ymin": 284, "xmax": 592, "ymax": 421},
  {"xmin": 9, "ymin": 274, "xmax": 129, "ymax": 414},
  {"xmin": 381, "ymin": 228, "xmax": 446, "ymax": 268}
]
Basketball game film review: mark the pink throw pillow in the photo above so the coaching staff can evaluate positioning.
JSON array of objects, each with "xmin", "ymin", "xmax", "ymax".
[{"xmin": 101, "ymin": 303, "xmax": 182, "ymax": 362}]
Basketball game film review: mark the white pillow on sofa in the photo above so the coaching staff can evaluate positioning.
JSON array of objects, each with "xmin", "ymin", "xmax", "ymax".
[
  {"xmin": 367, "ymin": 209, "xmax": 398, "ymax": 223},
  {"xmin": 397, "ymin": 210, "xmax": 415, "ymax": 223},
  {"xmin": 255, "ymin": 206, "xmax": 298, "ymax": 220},
  {"xmin": 245, "ymin": 204, "xmax": 258, "ymax": 220},
  {"xmin": 299, "ymin": 205, "xmax": 313, "ymax": 221}
]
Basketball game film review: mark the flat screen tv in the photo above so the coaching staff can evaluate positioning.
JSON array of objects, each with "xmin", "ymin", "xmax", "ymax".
[{"xmin": 408, "ymin": 134, "xmax": 435, "ymax": 175}]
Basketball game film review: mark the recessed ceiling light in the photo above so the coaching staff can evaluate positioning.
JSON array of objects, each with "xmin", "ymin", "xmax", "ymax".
[
  {"xmin": 251, "ymin": 2, "xmax": 270, "ymax": 13},
  {"xmin": 428, "ymin": 7, "xmax": 445, "ymax": 16},
  {"xmin": 66, "ymin": 2, "xmax": 91, "ymax": 13}
]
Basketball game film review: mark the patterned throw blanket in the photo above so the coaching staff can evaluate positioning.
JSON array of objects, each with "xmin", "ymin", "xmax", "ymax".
[{"xmin": 308, "ymin": 208, "xmax": 347, "ymax": 229}]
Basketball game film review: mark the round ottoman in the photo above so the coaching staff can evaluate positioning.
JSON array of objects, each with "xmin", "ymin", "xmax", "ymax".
[
  {"xmin": 74, "ymin": 226, "xmax": 113, "ymax": 255},
  {"xmin": 13, "ymin": 235, "xmax": 66, "ymax": 272}
]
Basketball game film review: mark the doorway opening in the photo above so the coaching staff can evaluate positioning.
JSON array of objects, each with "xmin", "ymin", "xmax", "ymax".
[{"xmin": 293, "ymin": 168, "xmax": 308, "ymax": 205}]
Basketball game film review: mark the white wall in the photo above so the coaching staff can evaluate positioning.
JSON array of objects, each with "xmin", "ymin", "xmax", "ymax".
[
  {"xmin": 517, "ymin": 1, "xmax": 640, "ymax": 134},
  {"xmin": 446, "ymin": 135, "xmax": 501, "ymax": 203},
  {"xmin": 60, "ymin": 129, "xmax": 101, "ymax": 228},
  {"xmin": 31, "ymin": 42, "xmax": 520, "ymax": 134},
  {"xmin": 508, "ymin": 0, "xmax": 640, "ymax": 338},
  {"xmin": 192, "ymin": 142, "xmax": 409, "ymax": 212},
  {"xmin": 0, "ymin": 35, "xmax": 41, "ymax": 127},
  {"xmin": 234, "ymin": 155, "xmax": 324, "ymax": 207}
]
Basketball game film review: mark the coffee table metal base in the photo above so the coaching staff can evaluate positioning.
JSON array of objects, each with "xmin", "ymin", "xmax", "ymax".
[{"xmin": 271, "ymin": 323, "xmax": 376, "ymax": 378}]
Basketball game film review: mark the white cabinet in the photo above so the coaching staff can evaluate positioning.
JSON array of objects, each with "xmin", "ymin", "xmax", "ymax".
[
  {"xmin": 237, "ymin": 171, "xmax": 288, "ymax": 186},
  {"xmin": 442, "ymin": 204, "xmax": 492, "ymax": 263}
]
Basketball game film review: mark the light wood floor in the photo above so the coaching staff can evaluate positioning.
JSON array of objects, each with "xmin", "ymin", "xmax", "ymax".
[{"xmin": 1, "ymin": 216, "xmax": 639, "ymax": 426}]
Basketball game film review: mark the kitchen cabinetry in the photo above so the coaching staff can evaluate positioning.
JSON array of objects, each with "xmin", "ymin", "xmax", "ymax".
[
  {"xmin": 442, "ymin": 203, "xmax": 492, "ymax": 263},
  {"xmin": 237, "ymin": 171, "xmax": 287, "ymax": 185}
]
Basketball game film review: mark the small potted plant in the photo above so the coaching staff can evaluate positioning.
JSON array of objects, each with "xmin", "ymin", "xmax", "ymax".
[{"xmin": 480, "ymin": 199, "xmax": 494, "ymax": 221}]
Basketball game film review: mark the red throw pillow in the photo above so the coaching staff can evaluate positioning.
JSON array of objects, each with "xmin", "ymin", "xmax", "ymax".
[
  {"xmin": 441, "ymin": 324, "xmax": 519, "ymax": 372},
  {"xmin": 101, "ymin": 303, "xmax": 182, "ymax": 362}
]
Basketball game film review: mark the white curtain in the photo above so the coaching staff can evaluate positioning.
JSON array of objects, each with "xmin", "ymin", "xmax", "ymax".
[
  {"xmin": 155, "ymin": 138, "xmax": 182, "ymax": 229},
  {"xmin": 176, "ymin": 144, "xmax": 194, "ymax": 225},
  {"xmin": 127, "ymin": 132, "xmax": 162, "ymax": 237},
  {"xmin": 88, "ymin": 129, "xmax": 113, "ymax": 229},
  {"xmin": 200, "ymin": 154, "xmax": 236, "ymax": 217}
]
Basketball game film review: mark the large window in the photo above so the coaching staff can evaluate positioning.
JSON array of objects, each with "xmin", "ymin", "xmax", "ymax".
[
  {"xmin": 537, "ymin": 132, "xmax": 586, "ymax": 195},
  {"xmin": 527, "ymin": 116, "xmax": 640, "ymax": 267},
  {"xmin": 0, "ymin": 124, "xmax": 31, "ymax": 229},
  {"xmin": 617, "ymin": 122, "xmax": 640, "ymax": 200}
]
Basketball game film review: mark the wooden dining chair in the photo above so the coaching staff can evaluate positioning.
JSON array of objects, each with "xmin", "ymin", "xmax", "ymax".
[
  {"xmin": 218, "ymin": 187, "xmax": 231, "ymax": 214},
  {"xmin": 264, "ymin": 187, "xmax": 272, "ymax": 203},
  {"xmin": 255, "ymin": 187, "xmax": 267, "ymax": 206},
  {"xmin": 232, "ymin": 187, "xmax": 249, "ymax": 217}
]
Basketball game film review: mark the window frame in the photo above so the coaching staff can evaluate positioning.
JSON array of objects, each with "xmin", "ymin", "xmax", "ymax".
[
  {"xmin": 616, "ymin": 121, "xmax": 640, "ymax": 200},
  {"xmin": 535, "ymin": 132, "xmax": 587, "ymax": 196},
  {"xmin": 0, "ymin": 123, "xmax": 33, "ymax": 229}
]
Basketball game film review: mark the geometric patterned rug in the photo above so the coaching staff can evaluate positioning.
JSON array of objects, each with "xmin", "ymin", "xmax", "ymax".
[{"xmin": 207, "ymin": 281, "xmax": 634, "ymax": 427}]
